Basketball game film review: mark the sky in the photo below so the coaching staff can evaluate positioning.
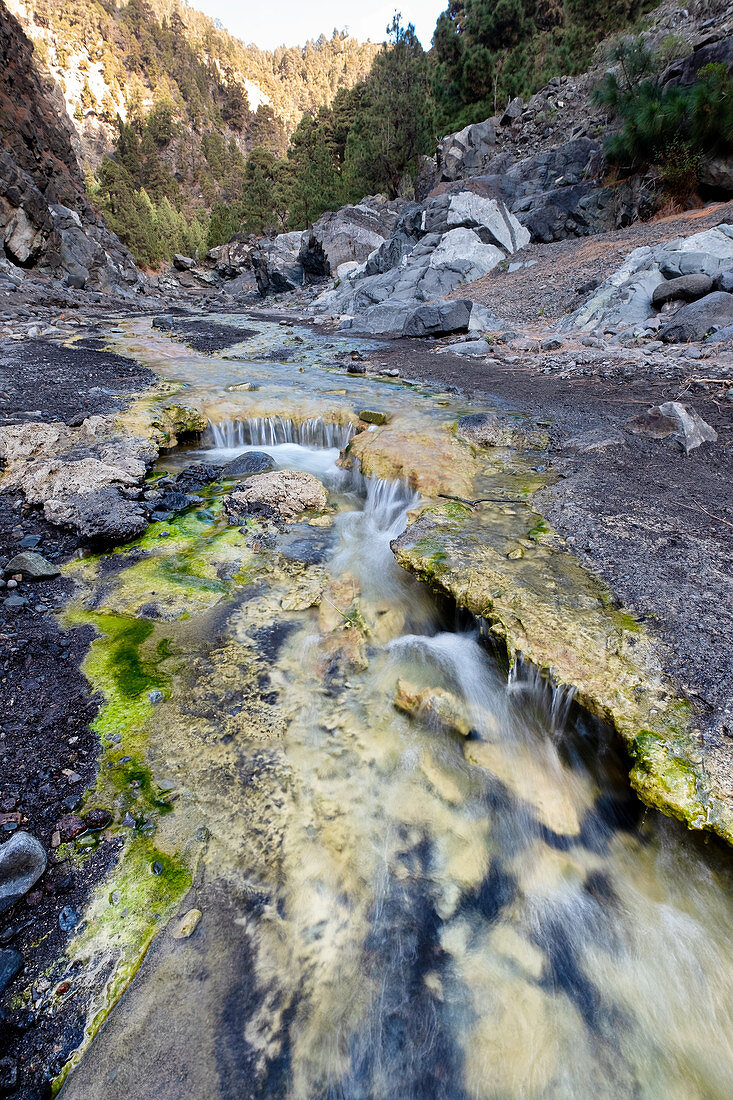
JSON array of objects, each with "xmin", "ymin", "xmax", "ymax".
[{"xmin": 186, "ymin": 0, "xmax": 447, "ymax": 50}]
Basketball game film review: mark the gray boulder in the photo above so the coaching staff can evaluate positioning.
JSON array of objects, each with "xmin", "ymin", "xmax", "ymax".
[
  {"xmin": 437, "ymin": 119, "xmax": 497, "ymax": 182},
  {"xmin": 402, "ymin": 298, "xmax": 501, "ymax": 338},
  {"xmin": 440, "ymin": 338, "xmax": 494, "ymax": 356},
  {"xmin": 713, "ymin": 270, "xmax": 733, "ymax": 294},
  {"xmin": 222, "ymin": 451, "xmax": 275, "ymax": 478},
  {"xmin": 658, "ymin": 251, "xmax": 728, "ymax": 279},
  {"xmin": 173, "ymin": 254, "xmax": 196, "ymax": 271},
  {"xmin": 401, "ymin": 299, "xmax": 472, "ymax": 337},
  {"xmin": 422, "ymin": 190, "xmax": 530, "ymax": 252},
  {"xmin": 305, "ymin": 196, "xmax": 408, "ymax": 275},
  {"xmin": 252, "ymin": 232, "xmax": 306, "ymax": 295},
  {"xmin": 500, "ymin": 97, "xmax": 523, "ymax": 126},
  {"xmin": 3, "ymin": 551, "xmax": 59, "ymax": 579},
  {"xmin": 0, "ymin": 831, "xmax": 47, "ymax": 914},
  {"xmin": 363, "ymin": 203, "xmax": 423, "ymax": 276},
  {"xmin": 657, "ymin": 401, "xmax": 717, "ymax": 453},
  {"xmin": 652, "ymin": 273, "xmax": 713, "ymax": 308},
  {"xmin": 46, "ymin": 486, "xmax": 150, "ymax": 542},
  {"xmin": 660, "ymin": 292, "xmax": 733, "ymax": 343},
  {"xmin": 699, "ymin": 155, "xmax": 733, "ymax": 195}
]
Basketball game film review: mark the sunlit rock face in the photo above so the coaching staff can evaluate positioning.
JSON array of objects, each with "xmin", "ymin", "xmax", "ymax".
[{"xmin": 0, "ymin": 5, "xmax": 143, "ymax": 293}]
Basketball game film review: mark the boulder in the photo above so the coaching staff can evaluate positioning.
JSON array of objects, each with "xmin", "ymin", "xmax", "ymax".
[
  {"xmin": 222, "ymin": 451, "xmax": 275, "ymax": 478},
  {"xmin": 714, "ymin": 270, "xmax": 733, "ymax": 294},
  {"xmin": 0, "ymin": 831, "xmax": 47, "ymax": 914},
  {"xmin": 251, "ymin": 232, "xmax": 306, "ymax": 295},
  {"xmin": 305, "ymin": 196, "xmax": 408, "ymax": 274},
  {"xmin": 3, "ymin": 551, "xmax": 59, "ymax": 580},
  {"xmin": 657, "ymin": 401, "xmax": 717, "ymax": 454},
  {"xmin": 661, "ymin": 39, "xmax": 733, "ymax": 89},
  {"xmin": 437, "ymin": 119, "xmax": 497, "ymax": 182},
  {"xmin": 423, "ymin": 191, "xmax": 531, "ymax": 252},
  {"xmin": 658, "ymin": 251, "xmax": 728, "ymax": 279},
  {"xmin": 363, "ymin": 203, "xmax": 423, "ymax": 276},
  {"xmin": 660, "ymin": 292, "xmax": 733, "ymax": 343},
  {"xmin": 224, "ymin": 470, "xmax": 328, "ymax": 521},
  {"xmin": 171, "ymin": 463, "xmax": 223, "ymax": 492},
  {"xmin": 651, "ymin": 273, "xmax": 714, "ymax": 308},
  {"xmin": 401, "ymin": 298, "xmax": 500, "ymax": 338},
  {"xmin": 3, "ymin": 206, "xmax": 42, "ymax": 263},
  {"xmin": 46, "ymin": 487, "xmax": 149, "ymax": 542},
  {"xmin": 173, "ymin": 254, "xmax": 196, "ymax": 271},
  {"xmin": 440, "ymin": 338, "xmax": 494, "ymax": 356},
  {"xmin": 500, "ymin": 97, "xmax": 523, "ymax": 126},
  {"xmin": 457, "ymin": 413, "xmax": 514, "ymax": 448},
  {"xmin": 699, "ymin": 155, "xmax": 733, "ymax": 195}
]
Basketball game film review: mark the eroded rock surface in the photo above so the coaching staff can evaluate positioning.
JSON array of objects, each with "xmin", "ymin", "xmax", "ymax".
[{"xmin": 224, "ymin": 469, "xmax": 328, "ymax": 521}]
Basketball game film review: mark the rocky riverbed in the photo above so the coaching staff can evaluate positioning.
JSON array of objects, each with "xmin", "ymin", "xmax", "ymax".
[{"xmin": 0, "ymin": 290, "xmax": 730, "ymax": 1097}]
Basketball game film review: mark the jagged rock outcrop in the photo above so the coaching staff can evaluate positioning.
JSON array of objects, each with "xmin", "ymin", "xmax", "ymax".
[
  {"xmin": 430, "ymin": 29, "xmax": 733, "ymax": 243},
  {"xmin": 251, "ymin": 231, "xmax": 307, "ymax": 295},
  {"xmin": 302, "ymin": 196, "xmax": 409, "ymax": 278},
  {"xmin": 0, "ymin": 2, "xmax": 142, "ymax": 294},
  {"xmin": 312, "ymin": 190, "xmax": 529, "ymax": 334}
]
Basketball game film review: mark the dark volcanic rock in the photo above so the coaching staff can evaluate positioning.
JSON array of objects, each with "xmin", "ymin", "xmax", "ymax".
[
  {"xmin": 222, "ymin": 451, "xmax": 275, "ymax": 478},
  {"xmin": 56, "ymin": 487, "xmax": 149, "ymax": 544},
  {"xmin": 173, "ymin": 463, "xmax": 223, "ymax": 492},
  {"xmin": 660, "ymin": 291, "xmax": 733, "ymax": 343},
  {"xmin": 652, "ymin": 273, "xmax": 714, "ymax": 308},
  {"xmin": 402, "ymin": 299, "xmax": 473, "ymax": 337}
]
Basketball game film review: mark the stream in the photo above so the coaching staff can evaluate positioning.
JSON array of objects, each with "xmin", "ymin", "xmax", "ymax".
[{"xmin": 59, "ymin": 314, "xmax": 733, "ymax": 1099}]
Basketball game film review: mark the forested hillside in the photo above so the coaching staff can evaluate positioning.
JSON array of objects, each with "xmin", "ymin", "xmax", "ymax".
[
  {"xmin": 5, "ymin": 0, "xmax": 379, "ymax": 263},
  {"xmin": 8, "ymin": 0, "xmax": 730, "ymax": 270}
]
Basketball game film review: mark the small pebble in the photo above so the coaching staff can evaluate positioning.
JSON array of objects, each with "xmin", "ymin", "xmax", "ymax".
[
  {"xmin": 170, "ymin": 909, "xmax": 202, "ymax": 940},
  {"xmin": 58, "ymin": 906, "xmax": 78, "ymax": 932}
]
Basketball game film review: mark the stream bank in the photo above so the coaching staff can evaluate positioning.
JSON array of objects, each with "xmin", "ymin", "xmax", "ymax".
[{"xmin": 0, "ymin": 310, "xmax": 726, "ymax": 1100}]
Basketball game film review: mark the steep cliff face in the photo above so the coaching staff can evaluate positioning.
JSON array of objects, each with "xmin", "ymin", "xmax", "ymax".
[{"xmin": 0, "ymin": 1, "xmax": 142, "ymax": 293}]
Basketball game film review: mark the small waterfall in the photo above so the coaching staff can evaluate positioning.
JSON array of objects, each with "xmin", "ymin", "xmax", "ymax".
[
  {"xmin": 507, "ymin": 654, "xmax": 577, "ymax": 735},
  {"xmin": 203, "ymin": 416, "xmax": 355, "ymax": 450},
  {"xmin": 387, "ymin": 631, "xmax": 508, "ymax": 739},
  {"xmin": 361, "ymin": 474, "xmax": 419, "ymax": 535}
]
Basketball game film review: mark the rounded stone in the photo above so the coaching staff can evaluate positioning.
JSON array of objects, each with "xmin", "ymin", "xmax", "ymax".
[
  {"xmin": 222, "ymin": 450, "xmax": 275, "ymax": 478},
  {"xmin": 0, "ymin": 831, "xmax": 47, "ymax": 914}
]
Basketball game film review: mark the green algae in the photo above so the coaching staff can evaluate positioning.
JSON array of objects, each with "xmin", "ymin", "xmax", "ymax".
[{"xmin": 51, "ymin": 838, "xmax": 193, "ymax": 1097}]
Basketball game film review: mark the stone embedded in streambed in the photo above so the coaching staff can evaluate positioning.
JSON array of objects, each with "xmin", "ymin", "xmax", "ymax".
[
  {"xmin": 457, "ymin": 413, "xmax": 515, "ymax": 448},
  {"xmin": 179, "ymin": 464, "xmax": 225, "ymax": 492},
  {"xmin": 170, "ymin": 908, "xmax": 202, "ymax": 940},
  {"xmin": 394, "ymin": 679, "xmax": 471, "ymax": 737},
  {"xmin": 224, "ymin": 470, "xmax": 328, "ymax": 522},
  {"xmin": 358, "ymin": 409, "xmax": 390, "ymax": 426},
  {"xmin": 222, "ymin": 451, "xmax": 275, "ymax": 478}
]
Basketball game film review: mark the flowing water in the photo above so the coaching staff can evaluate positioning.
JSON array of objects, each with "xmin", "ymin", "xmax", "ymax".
[{"xmin": 60, "ymin": 315, "xmax": 733, "ymax": 1099}]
